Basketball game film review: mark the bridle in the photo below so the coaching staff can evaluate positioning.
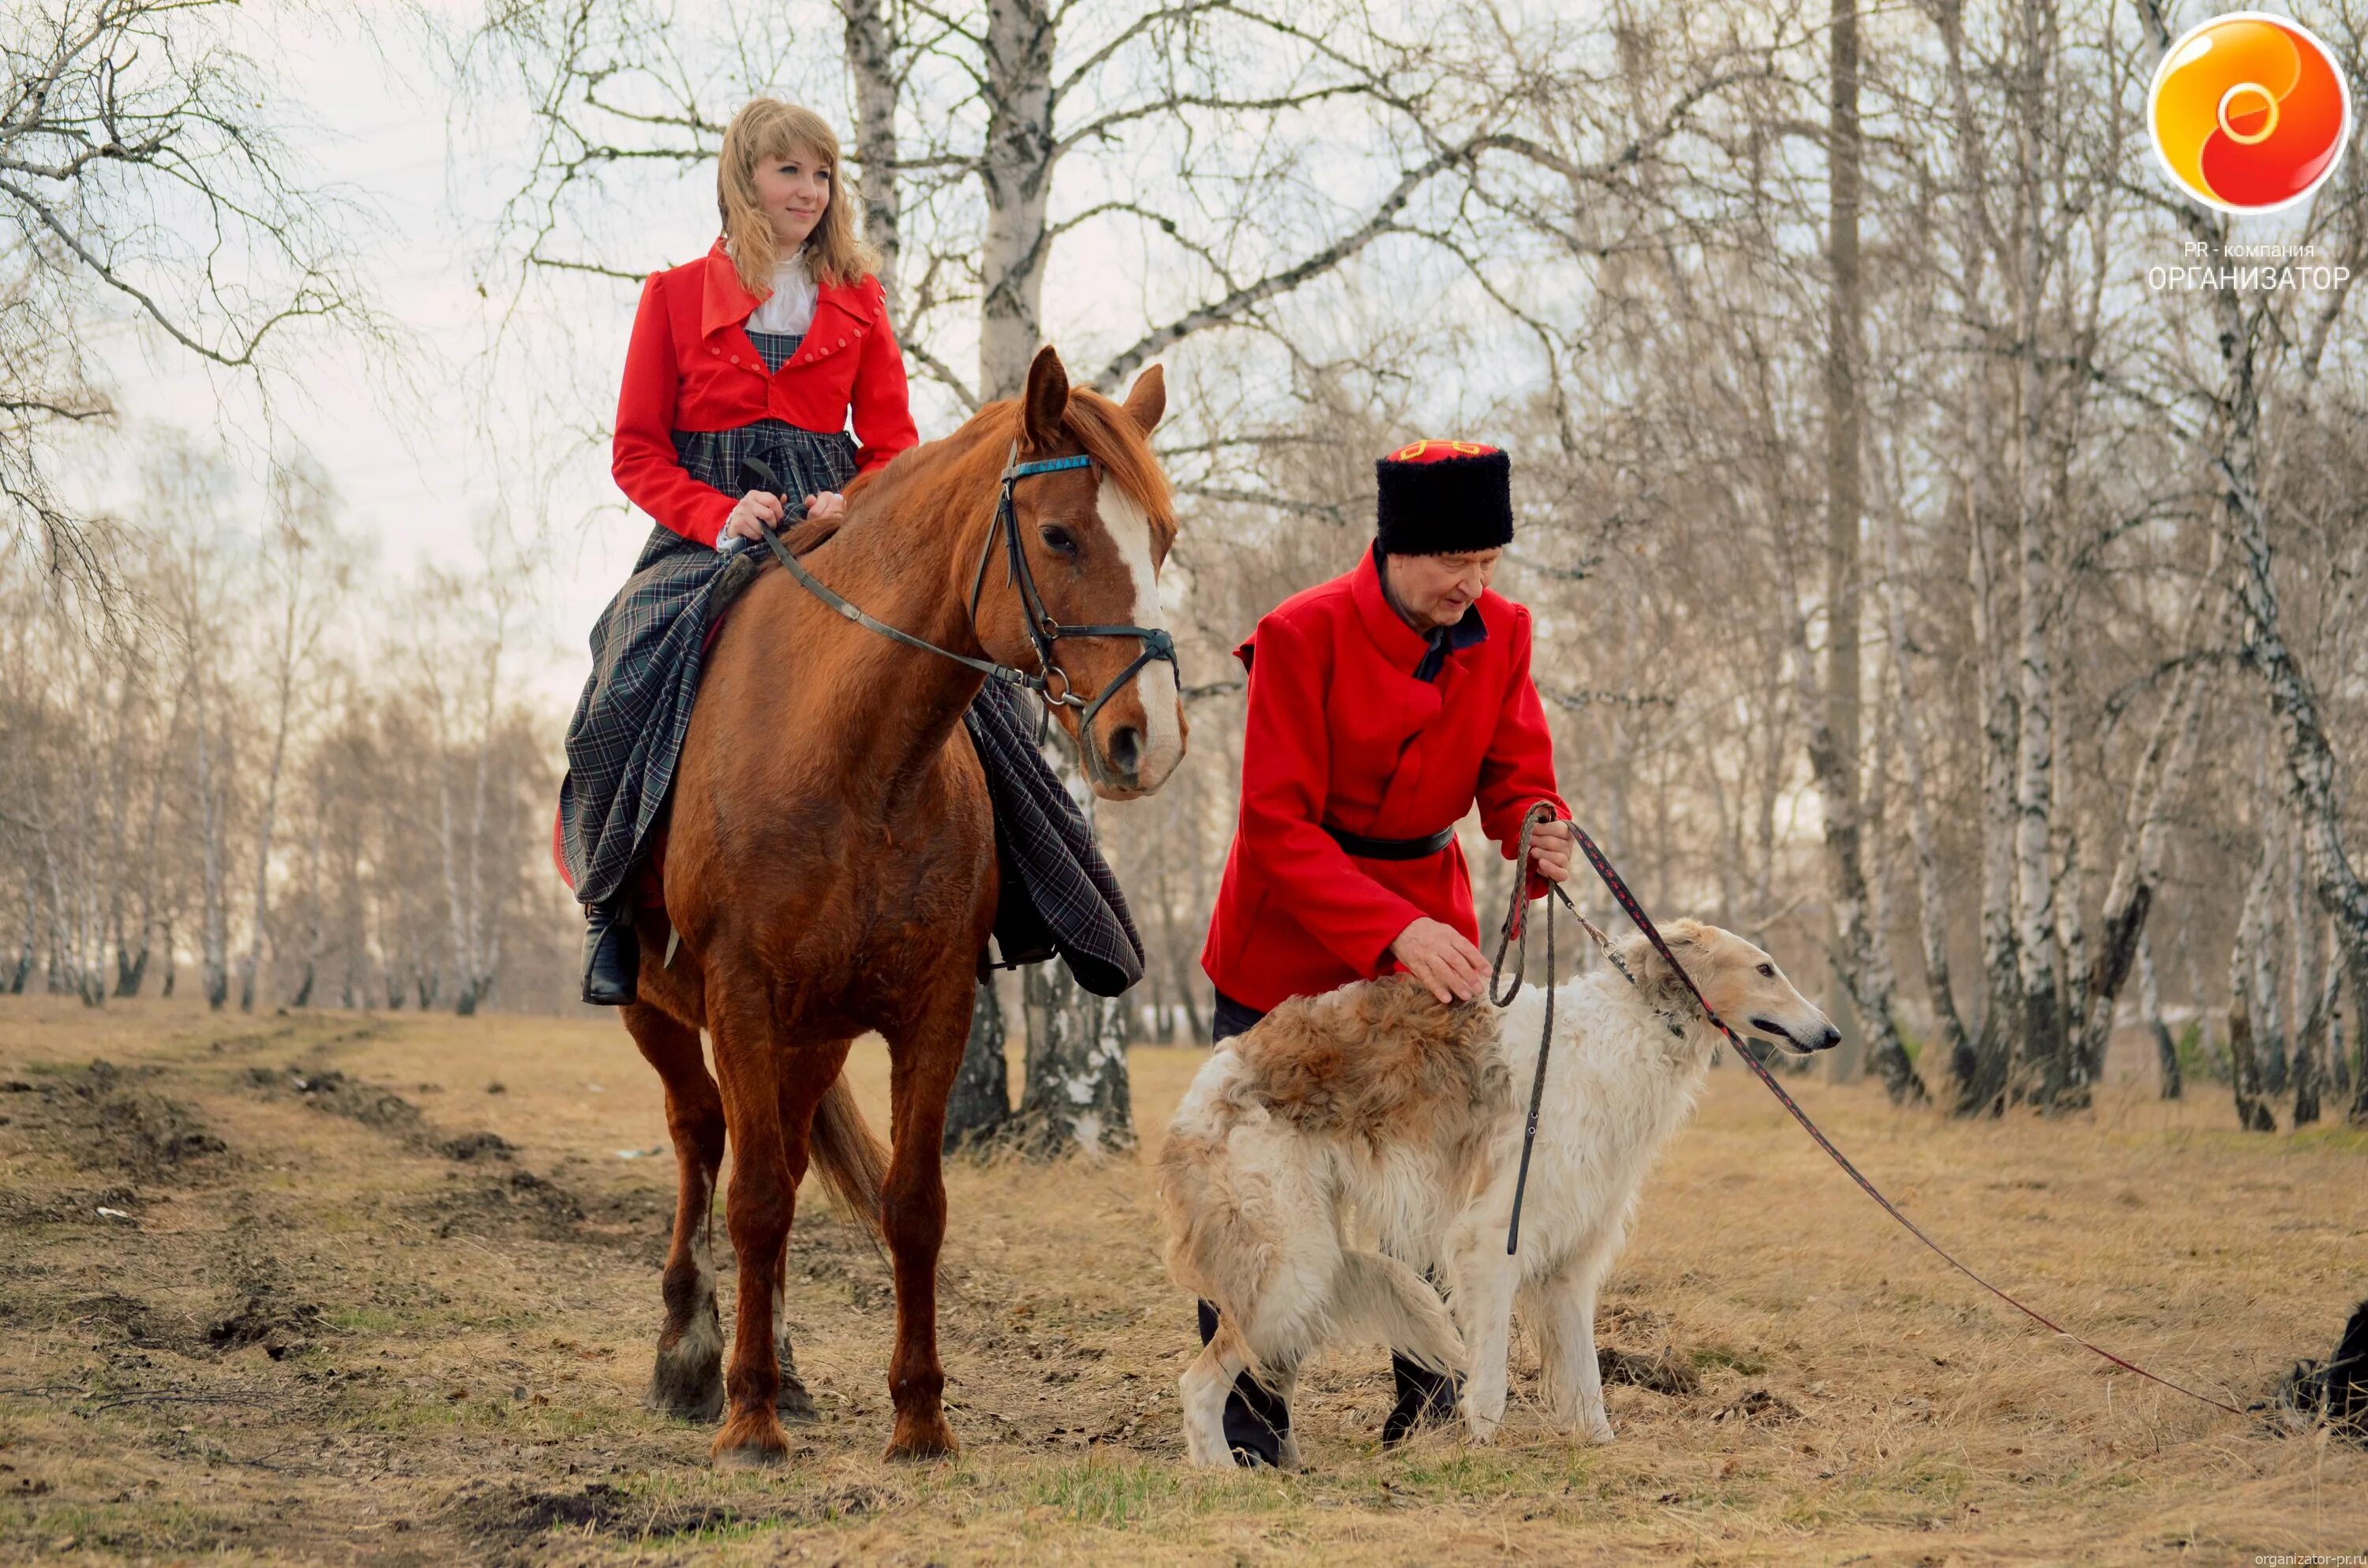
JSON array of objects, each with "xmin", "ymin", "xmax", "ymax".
[{"xmin": 744, "ymin": 445, "xmax": 1180, "ymax": 735}]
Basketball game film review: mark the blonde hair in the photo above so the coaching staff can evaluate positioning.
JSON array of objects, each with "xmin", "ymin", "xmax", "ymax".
[{"xmin": 716, "ymin": 99, "xmax": 880, "ymax": 294}]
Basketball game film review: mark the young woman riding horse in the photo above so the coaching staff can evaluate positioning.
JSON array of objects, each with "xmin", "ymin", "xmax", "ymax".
[
  {"xmin": 556, "ymin": 98, "xmax": 1188, "ymax": 1465},
  {"xmin": 562, "ymin": 99, "xmax": 918, "ymax": 1003}
]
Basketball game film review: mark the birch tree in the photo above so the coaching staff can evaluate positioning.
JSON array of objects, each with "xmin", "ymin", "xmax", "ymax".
[
  {"xmin": 235, "ymin": 458, "xmax": 344, "ymax": 1011},
  {"xmin": 2, "ymin": 0, "xmax": 365, "ymax": 610}
]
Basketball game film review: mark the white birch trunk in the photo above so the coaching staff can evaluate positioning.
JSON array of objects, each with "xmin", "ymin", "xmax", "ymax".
[
  {"xmin": 1010, "ymin": 732, "xmax": 1136, "ymax": 1158},
  {"xmin": 2138, "ymin": 0, "xmax": 2368, "ymax": 1121},
  {"xmin": 2002, "ymin": 0, "xmax": 2070, "ymax": 1106},
  {"xmin": 2007, "ymin": 324, "xmax": 2065, "ymax": 1102},
  {"xmin": 9, "ymin": 870, "xmax": 32, "ymax": 994},
  {"xmin": 1876, "ymin": 496, "xmax": 1972, "ymax": 1086},
  {"xmin": 978, "ymin": 0, "xmax": 1055, "ymax": 402},
  {"xmin": 2137, "ymin": 930, "xmax": 2179, "ymax": 1099},
  {"xmin": 2069, "ymin": 559, "xmax": 2219, "ymax": 1087},
  {"xmin": 839, "ymin": 0, "xmax": 901, "ymax": 307},
  {"xmin": 193, "ymin": 665, "xmax": 230, "ymax": 1011},
  {"xmin": 238, "ymin": 616, "xmax": 298, "ymax": 1012},
  {"xmin": 118, "ymin": 682, "xmax": 178, "ymax": 997},
  {"xmin": 2227, "ymin": 840, "xmax": 2279, "ymax": 1131}
]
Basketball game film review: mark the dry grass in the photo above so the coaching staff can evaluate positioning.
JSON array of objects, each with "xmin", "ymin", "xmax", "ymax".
[{"xmin": 0, "ymin": 994, "xmax": 2362, "ymax": 1565}]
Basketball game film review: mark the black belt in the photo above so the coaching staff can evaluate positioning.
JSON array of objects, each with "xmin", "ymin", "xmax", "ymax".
[{"xmin": 1323, "ymin": 822, "xmax": 1455, "ymax": 860}]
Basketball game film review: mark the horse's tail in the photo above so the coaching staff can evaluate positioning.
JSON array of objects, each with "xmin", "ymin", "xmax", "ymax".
[{"xmin": 809, "ymin": 1074, "xmax": 890, "ymax": 1246}]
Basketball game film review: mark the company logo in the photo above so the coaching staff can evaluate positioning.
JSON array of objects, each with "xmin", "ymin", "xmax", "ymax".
[{"xmin": 2149, "ymin": 13, "xmax": 2351, "ymax": 213}]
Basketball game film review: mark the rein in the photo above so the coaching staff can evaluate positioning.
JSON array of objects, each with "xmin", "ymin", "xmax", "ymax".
[
  {"xmin": 1489, "ymin": 814, "xmax": 2246, "ymax": 1420},
  {"xmin": 744, "ymin": 448, "xmax": 1179, "ymax": 731}
]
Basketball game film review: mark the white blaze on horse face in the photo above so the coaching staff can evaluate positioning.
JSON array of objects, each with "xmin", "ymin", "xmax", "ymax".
[{"xmin": 1095, "ymin": 474, "xmax": 1184, "ymax": 781}]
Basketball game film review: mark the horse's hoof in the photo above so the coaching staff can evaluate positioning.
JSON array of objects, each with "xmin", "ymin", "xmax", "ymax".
[
  {"xmin": 883, "ymin": 1412, "xmax": 959, "ymax": 1461},
  {"xmin": 777, "ymin": 1372, "xmax": 821, "ymax": 1424},
  {"xmin": 712, "ymin": 1411, "xmax": 792, "ymax": 1467},
  {"xmin": 648, "ymin": 1315, "xmax": 725, "ymax": 1421},
  {"xmin": 646, "ymin": 1354, "xmax": 726, "ymax": 1423}
]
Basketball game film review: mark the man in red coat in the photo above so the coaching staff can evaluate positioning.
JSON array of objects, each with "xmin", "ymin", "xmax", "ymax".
[{"xmin": 1197, "ymin": 439, "xmax": 1572, "ymax": 1464}]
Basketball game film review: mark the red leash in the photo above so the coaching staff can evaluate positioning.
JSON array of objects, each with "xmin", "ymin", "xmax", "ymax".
[{"xmin": 1559, "ymin": 822, "xmax": 2246, "ymax": 1420}]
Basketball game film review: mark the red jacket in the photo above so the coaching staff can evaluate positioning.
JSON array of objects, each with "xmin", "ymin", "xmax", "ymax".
[
  {"xmin": 1200, "ymin": 545, "xmax": 1568, "ymax": 1013},
  {"xmin": 613, "ymin": 238, "xmax": 920, "ymax": 547}
]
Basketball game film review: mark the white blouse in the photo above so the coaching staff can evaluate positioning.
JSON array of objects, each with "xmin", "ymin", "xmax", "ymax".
[{"xmin": 745, "ymin": 247, "xmax": 818, "ymax": 335}]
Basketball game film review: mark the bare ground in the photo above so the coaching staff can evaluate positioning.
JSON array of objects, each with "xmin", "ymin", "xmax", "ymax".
[{"xmin": 0, "ymin": 995, "xmax": 2361, "ymax": 1566}]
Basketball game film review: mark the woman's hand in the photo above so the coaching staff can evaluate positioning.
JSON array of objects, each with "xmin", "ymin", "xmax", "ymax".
[
  {"xmin": 1527, "ymin": 818, "xmax": 1574, "ymax": 883},
  {"xmin": 804, "ymin": 491, "xmax": 847, "ymax": 522},
  {"xmin": 1390, "ymin": 916, "xmax": 1489, "ymax": 1005},
  {"xmin": 721, "ymin": 488, "xmax": 785, "ymax": 545}
]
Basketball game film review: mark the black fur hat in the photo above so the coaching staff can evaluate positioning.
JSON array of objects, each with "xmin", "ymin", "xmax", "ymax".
[{"xmin": 1374, "ymin": 440, "xmax": 1513, "ymax": 556}]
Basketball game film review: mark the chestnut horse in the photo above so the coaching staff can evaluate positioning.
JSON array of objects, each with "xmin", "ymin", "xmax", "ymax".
[{"xmin": 620, "ymin": 347, "xmax": 1185, "ymax": 1464}]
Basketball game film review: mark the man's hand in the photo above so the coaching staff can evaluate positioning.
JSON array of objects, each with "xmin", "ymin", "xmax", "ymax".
[
  {"xmin": 803, "ymin": 490, "xmax": 848, "ymax": 522},
  {"xmin": 1390, "ymin": 917, "xmax": 1489, "ymax": 1005},
  {"xmin": 1527, "ymin": 818, "xmax": 1574, "ymax": 884}
]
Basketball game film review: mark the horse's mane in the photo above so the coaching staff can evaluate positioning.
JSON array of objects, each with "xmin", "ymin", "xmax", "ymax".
[{"xmin": 845, "ymin": 387, "xmax": 1175, "ymax": 552}]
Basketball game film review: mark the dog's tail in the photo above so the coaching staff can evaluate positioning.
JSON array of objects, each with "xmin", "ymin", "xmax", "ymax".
[{"xmin": 1330, "ymin": 1251, "xmax": 1463, "ymax": 1375}]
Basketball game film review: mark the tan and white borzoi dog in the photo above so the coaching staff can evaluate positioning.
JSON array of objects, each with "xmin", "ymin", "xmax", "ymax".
[{"xmin": 1157, "ymin": 920, "xmax": 1838, "ymax": 1466}]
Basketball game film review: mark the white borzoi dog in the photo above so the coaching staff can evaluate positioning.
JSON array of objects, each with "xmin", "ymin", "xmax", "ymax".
[{"xmin": 1158, "ymin": 919, "xmax": 1838, "ymax": 1465}]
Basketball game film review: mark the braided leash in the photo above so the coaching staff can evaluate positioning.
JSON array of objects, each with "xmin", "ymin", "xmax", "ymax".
[
  {"xmin": 1497, "ymin": 813, "xmax": 2245, "ymax": 1419},
  {"xmin": 1489, "ymin": 805, "xmax": 1578, "ymax": 1256}
]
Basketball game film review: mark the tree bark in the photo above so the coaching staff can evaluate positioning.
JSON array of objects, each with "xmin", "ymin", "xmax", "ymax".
[
  {"xmin": 2228, "ymin": 850, "xmax": 2278, "ymax": 1132},
  {"xmin": 2070, "ymin": 571, "xmax": 2216, "ymax": 1088},
  {"xmin": 944, "ymin": 978, "xmax": 1013, "ymax": 1154},
  {"xmin": 2138, "ymin": 928, "xmax": 2179, "ymax": 1098},
  {"xmin": 1011, "ymin": 960, "xmax": 1136, "ymax": 1159},
  {"xmin": 2000, "ymin": 0, "xmax": 2071, "ymax": 1109},
  {"xmin": 1804, "ymin": 0, "xmax": 1920, "ymax": 1104},
  {"xmin": 978, "ymin": 0, "xmax": 1055, "ymax": 402},
  {"xmin": 1964, "ymin": 466, "xmax": 2020, "ymax": 1117},
  {"xmin": 839, "ymin": 0, "xmax": 902, "ymax": 309},
  {"xmin": 118, "ymin": 679, "xmax": 182, "ymax": 998},
  {"xmin": 1877, "ymin": 495, "xmax": 1972, "ymax": 1089},
  {"xmin": 238, "ymin": 590, "xmax": 301, "ymax": 1012},
  {"xmin": 9, "ymin": 871, "xmax": 34, "ymax": 994},
  {"xmin": 2287, "ymin": 836, "xmax": 2325, "ymax": 1125},
  {"xmin": 193, "ymin": 664, "xmax": 229, "ymax": 1011}
]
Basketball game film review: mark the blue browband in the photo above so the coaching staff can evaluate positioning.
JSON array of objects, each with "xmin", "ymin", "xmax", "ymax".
[{"xmin": 1006, "ymin": 454, "xmax": 1096, "ymax": 479}]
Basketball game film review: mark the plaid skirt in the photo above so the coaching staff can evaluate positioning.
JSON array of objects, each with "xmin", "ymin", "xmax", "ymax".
[{"xmin": 556, "ymin": 423, "xmax": 1143, "ymax": 997}]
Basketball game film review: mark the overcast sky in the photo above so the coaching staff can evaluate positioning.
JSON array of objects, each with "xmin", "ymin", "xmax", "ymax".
[{"xmin": 60, "ymin": 5, "xmax": 718, "ymax": 705}]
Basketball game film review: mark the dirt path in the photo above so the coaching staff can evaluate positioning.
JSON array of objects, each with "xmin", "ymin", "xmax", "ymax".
[{"xmin": 0, "ymin": 996, "xmax": 2361, "ymax": 1565}]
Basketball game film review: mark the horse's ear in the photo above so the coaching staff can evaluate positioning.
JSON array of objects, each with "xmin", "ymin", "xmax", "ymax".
[
  {"xmin": 1022, "ymin": 346, "xmax": 1069, "ymax": 451},
  {"xmin": 1122, "ymin": 365, "xmax": 1165, "ymax": 435}
]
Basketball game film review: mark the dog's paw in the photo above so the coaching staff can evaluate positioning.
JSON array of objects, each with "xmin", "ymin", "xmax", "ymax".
[{"xmin": 1583, "ymin": 1418, "xmax": 1617, "ymax": 1446}]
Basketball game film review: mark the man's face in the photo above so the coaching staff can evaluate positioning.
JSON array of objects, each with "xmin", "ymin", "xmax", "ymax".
[{"xmin": 1384, "ymin": 548, "xmax": 1501, "ymax": 631}]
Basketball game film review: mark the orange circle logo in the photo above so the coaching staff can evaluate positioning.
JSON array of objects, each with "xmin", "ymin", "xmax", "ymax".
[{"xmin": 2149, "ymin": 13, "xmax": 2351, "ymax": 213}]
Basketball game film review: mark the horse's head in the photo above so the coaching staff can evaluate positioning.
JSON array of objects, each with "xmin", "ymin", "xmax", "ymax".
[{"xmin": 972, "ymin": 346, "xmax": 1187, "ymax": 799}]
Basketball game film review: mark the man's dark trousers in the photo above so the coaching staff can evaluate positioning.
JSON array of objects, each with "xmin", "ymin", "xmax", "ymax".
[{"xmin": 1194, "ymin": 991, "xmax": 1459, "ymax": 1466}]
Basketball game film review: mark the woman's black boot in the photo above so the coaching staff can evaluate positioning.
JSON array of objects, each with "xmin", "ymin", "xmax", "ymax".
[{"xmin": 581, "ymin": 903, "xmax": 639, "ymax": 1006}]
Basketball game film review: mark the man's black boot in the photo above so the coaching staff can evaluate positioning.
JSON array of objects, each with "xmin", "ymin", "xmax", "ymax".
[
  {"xmin": 1197, "ymin": 1300, "xmax": 1287, "ymax": 1467},
  {"xmin": 1381, "ymin": 1352, "xmax": 1462, "ymax": 1446},
  {"xmin": 581, "ymin": 903, "xmax": 639, "ymax": 1006}
]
